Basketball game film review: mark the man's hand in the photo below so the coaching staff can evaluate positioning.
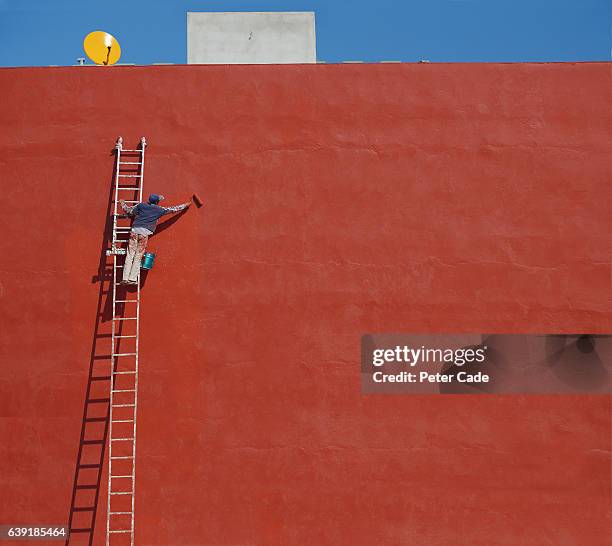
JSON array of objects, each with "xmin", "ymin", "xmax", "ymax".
[{"xmin": 119, "ymin": 199, "xmax": 136, "ymax": 216}]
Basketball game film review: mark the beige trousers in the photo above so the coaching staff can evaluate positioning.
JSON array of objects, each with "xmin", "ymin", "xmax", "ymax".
[{"xmin": 123, "ymin": 232, "xmax": 148, "ymax": 282}]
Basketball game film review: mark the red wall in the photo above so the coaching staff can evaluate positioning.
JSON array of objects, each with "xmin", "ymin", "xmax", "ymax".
[{"xmin": 0, "ymin": 63, "xmax": 610, "ymax": 545}]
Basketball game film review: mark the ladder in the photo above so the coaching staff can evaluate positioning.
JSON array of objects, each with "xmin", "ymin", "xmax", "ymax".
[{"xmin": 105, "ymin": 136, "xmax": 147, "ymax": 545}]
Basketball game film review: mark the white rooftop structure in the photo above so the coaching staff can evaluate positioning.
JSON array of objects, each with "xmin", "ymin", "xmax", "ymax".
[{"xmin": 187, "ymin": 12, "xmax": 316, "ymax": 64}]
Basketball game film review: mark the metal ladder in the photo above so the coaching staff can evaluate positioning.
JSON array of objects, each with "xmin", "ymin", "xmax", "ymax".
[{"xmin": 105, "ymin": 136, "xmax": 147, "ymax": 545}]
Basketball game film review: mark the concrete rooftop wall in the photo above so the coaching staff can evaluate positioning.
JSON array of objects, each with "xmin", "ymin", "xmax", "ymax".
[{"xmin": 187, "ymin": 12, "xmax": 316, "ymax": 64}]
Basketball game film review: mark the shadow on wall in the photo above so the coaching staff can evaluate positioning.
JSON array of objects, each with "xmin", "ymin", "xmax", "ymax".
[
  {"xmin": 139, "ymin": 207, "xmax": 189, "ymax": 289},
  {"xmin": 65, "ymin": 147, "xmax": 115, "ymax": 545}
]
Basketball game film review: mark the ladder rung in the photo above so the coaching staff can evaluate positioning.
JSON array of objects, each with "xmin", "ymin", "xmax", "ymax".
[
  {"xmin": 117, "ymin": 187, "xmax": 140, "ymax": 190},
  {"xmin": 112, "ymin": 353, "xmax": 137, "ymax": 357},
  {"xmin": 116, "ymin": 200, "xmax": 139, "ymax": 203},
  {"xmin": 112, "ymin": 389, "xmax": 136, "ymax": 393},
  {"xmin": 109, "ymin": 530, "xmax": 132, "ymax": 533},
  {"xmin": 73, "ymin": 507, "xmax": 95, "ymax": 512},
  {"xmin": 109, "ymin": 511, "xmax": 133, "ymax": 515},
  {"xmin": 113, "ymin": 371, "xmax": 137, "ymax": 375},
  {"xmin": 113, "ymin": 317, "xmax": 137, "ymax": 321},
  {"xmin": 85, "ymin": 417, "xmax": 107, "ymax": 422},
  {"xmin": 119, "ymin": 161, "xmax": 141, "ymax": 165},
  {"xmin": 112, "ymin": 419, "xmax": 134, "ymax": 423},
  {"xmin": 82, "ymin": 440, "xmax": 104, "ymax": 445},
  {"xmin": 110, "ymin": 492, "xmax": 133, "ymax": 495},
  {"xmin": 118, "ymin": 175, "xmax": 141, "ymax": 178},
  {"xmin": 111, "ymin": 456, "xmax": 134, "ymax": 460},
  {"xmin": 115, "ymin": 334, "xmax": 137, "ymax": 338},
  {"xmin": 87, "ymin": 398, "xmax": 110, "ymax": 403},
  {"xmin": 76, "ymin": 484, "xmax": 97, "ymax": 490},
  {"xmin": 111, "ymin": 438, "xmax": 135, "ymax": 441},
  {"xmin": 115, "ymin": 300, "xmax": 138, "ymax": 303},
  {"xmin": 112, "ymin": 403, "xmax": 136, "ymax": 407},
  {"xmin": 121, "ymin": 149, "xmax": 142, "ymax": 152},
  {"xmin": 111, "ymin": 475, "xmax": 132, "ymax": 478}
]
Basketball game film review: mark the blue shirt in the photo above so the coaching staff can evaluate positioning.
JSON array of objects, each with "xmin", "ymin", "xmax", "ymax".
[{"xmin": 120, "ymin": 201, "xmax": 188, "ymax": 234}]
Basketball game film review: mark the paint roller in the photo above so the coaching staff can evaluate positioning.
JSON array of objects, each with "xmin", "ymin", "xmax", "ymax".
[{"xmin": 191, "ymin": 193, "xmax": 203, "ymax": 208}]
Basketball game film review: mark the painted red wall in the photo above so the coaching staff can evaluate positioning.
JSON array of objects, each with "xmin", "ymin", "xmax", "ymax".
[{"xmin": 0, "ymin": 63, "xmax": 610, "ymax": 545}]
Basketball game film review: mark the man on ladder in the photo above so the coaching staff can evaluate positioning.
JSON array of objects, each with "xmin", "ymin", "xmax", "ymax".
[{"xmin": 119, "ymin": 194, "xmax": 191, "ymax": 284}]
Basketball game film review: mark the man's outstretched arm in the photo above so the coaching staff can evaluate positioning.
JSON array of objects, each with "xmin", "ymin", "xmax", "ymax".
[{"xmin": 160, "ymin": 201, "xmax": 191, "ymax": 215}]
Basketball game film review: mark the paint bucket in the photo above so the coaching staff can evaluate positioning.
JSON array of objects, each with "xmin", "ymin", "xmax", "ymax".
[{"xmin": 141, "ymin": 252, "xmax": 156, "ymax": 270}]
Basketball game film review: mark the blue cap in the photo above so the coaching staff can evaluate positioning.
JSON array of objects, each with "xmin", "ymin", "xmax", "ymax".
[{"xmin": 148, "ymin": 194, "xmax": 165, "ymax": 204}]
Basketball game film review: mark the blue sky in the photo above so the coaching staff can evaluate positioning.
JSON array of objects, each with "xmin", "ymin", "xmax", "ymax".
[{"xmin": 0, "ymin": 0, "xmax": 610, "ymax": 66}]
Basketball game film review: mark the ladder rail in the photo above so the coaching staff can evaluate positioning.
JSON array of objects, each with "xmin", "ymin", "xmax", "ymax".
[
  {"xmin": 131, "ymin": 137, "xmax": 145, "ymax": 545},
  {"xmin": 106, "ymin": 137, "xmax": 122, "ymax": 546}
]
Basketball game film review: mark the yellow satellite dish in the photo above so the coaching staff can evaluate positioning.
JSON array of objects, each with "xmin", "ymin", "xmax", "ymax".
[{"xmin": 83, "ymin": 31, "xmax": 121, "ymax": 65}]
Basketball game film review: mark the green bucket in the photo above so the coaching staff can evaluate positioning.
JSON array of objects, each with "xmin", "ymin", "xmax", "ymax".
[{"xmin": 141, "ymin": 252, "xmax": 156, "ymax": 270}]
